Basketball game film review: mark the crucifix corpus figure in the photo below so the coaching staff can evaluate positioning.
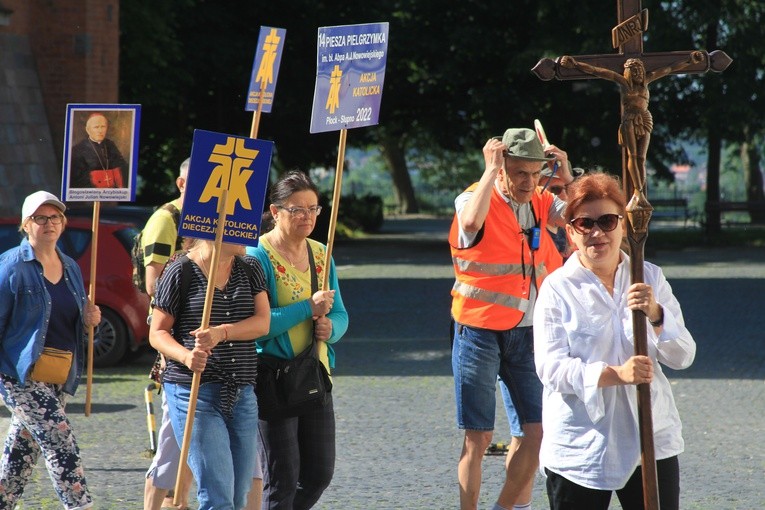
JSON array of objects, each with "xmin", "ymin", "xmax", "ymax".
[{"xmin": 559, "ymin": 50, "xmax": 705, "ymax": 193}]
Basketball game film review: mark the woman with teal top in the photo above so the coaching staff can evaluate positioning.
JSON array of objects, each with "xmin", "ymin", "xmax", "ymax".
[{"xmin": 246, "ymin": 170, "xmax": 348, "ymax": 509}]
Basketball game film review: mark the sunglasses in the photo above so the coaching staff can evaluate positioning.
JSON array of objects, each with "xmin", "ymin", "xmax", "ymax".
[
  {"xmin": 548, "ymin": 185, "xmax": 565, "ymax": 195},
  {"xmin": 569, "ymin": 214, "xmax": 623, "ymax": 235}
]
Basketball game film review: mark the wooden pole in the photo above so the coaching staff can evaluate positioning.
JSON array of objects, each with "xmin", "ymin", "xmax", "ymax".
[
  {"xmin": 249, "ymin": 81, "xmax": 267, "ymax": 139},
  {"xmin": 84, "ymin": 201, "xmax": 100, "ymax": 417},
  {"xmin": 173, "ymin": 190, "xmax": 229, "ymax": 504},
  {"xmin": 625, "ymin": 188, "xmax": 660, "ymax": 509},
  {"xmin": 321, "ymin": 128, "xmax": 347, "ymax": 291}
]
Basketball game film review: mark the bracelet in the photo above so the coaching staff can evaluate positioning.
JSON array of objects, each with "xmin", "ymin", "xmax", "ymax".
[{"xmin": 648, "ymin": 306, "xmax": 664, "ymax": 327}]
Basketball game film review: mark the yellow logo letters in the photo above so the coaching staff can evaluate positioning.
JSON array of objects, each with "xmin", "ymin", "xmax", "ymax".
[
  {"xmin": 200, "ymin": 137, "xmax": 256, "ymax": 215},
  {"xmin": 255, "ymin": 28, "xmax": 281, "ymax": 88},
  {"xmin": 325, "ymin": 65, "xmax": 342, "ymax": 114}
]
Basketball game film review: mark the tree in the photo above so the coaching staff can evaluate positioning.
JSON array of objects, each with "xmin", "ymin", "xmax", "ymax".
[
  {"xmin": 741, "ymin": 129, "xmax": 765, "ymax": 224},
  {"xmin": 120, "ymin": 0, "xmax": 619, "ymax": 210},
  {"xmin": 647, "ymin": 0, "xmax": 765, "ymax": 232},
  {"xmin": 120, "ymin": 0, "xmax": 762, "ymax": 224},
  {"xmin": 120, "ymin": 1, "xmax": 341, "ymax": 203}
]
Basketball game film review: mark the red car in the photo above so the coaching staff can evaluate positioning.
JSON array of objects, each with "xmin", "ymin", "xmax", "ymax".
[{"xmin": 0, "ymin": 215, "xmax": 150, "ymax": 367}]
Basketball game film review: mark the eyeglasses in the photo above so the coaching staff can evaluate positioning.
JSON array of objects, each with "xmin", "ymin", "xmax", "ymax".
[
  {"xmin": 30, "ymin": 214, "xmax": 64, "ymax": 225},
  {"xmin": 548, "ymin": 186, "xmax": 565, "ymax": 195},
  {"xmin": 569, "ymin": 214, "xmax": 623, "ymax": 235},
  {"xmin": 277, "ymin": 205, "xmax": 322, "ymax": 218}
]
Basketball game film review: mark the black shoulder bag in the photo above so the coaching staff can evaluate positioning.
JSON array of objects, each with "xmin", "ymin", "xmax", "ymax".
[{"xmin": 256, "ymin": 242, "xmax": 333, "ymax": 421}]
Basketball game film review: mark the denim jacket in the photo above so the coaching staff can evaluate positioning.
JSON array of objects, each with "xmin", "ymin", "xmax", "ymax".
[{"xmin": 0, "ymin": 238, "xmax": 89, "ymax": 395}]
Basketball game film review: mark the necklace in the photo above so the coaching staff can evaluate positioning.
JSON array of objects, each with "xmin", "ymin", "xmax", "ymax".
[
  {"xmin": 281, "ymin": 248, "xmax": 307, "ymax": 268},
  {"xmin": 89, "ymin": 140, "xmax": 109, "ymax": 170},
  {"xmin": 270, "ymin": 237, "xmax": 306, "ymax": 268}
]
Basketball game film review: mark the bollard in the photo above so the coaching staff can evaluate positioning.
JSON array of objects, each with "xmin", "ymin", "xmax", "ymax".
[{"xmin": 144, "ymin": 381, "xmax": 160, "ymax": 454}]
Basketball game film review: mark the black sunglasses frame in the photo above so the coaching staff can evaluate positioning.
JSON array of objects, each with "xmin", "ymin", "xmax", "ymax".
[
  {"xmin": 30, "ymin": 214, "xmax": 65, "ymax": 225},
  {"xmin": 569, "ymin": 214, "xmax": 623, "ymax": 235}
]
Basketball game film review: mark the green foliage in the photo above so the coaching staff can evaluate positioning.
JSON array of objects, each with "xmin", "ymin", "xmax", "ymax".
[
  {"xmin": 119, "ymin": 0, "xmax": 765, "ymax": 221},
  {"xmin": 339, "ymin": 194, "xmax": 385, "ymax": 232},
  {"xmin": 648, "ymin": 225, "xmax": 765, "ymax": 249},
  {"xmin": 308, "ymin": 192, "xmax": 382, "ymax": 244}
]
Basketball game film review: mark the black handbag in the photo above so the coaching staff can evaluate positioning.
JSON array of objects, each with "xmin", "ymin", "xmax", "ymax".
[
  {"xmin": 256, "ymin": 241, "xmax": 332, "ymax": 421},
  {"xmin": 256, "ymin": 341, "xmax": 332, "ymax": 421}
]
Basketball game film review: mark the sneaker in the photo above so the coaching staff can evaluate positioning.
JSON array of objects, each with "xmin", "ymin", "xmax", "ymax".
[{"xmin": 484, "ymin": 442, "xmax": 510, "ymax": 456}]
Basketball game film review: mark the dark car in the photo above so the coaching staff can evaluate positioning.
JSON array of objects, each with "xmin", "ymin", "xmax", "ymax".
[{"xmin": 0, "ymin": 215, "xmax": 151, "ymax": 367}]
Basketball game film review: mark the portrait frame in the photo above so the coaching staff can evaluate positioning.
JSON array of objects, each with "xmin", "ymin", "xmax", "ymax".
[{"xmin": 61, "ymin": 103, "xmax": 141, "ymax": 202}]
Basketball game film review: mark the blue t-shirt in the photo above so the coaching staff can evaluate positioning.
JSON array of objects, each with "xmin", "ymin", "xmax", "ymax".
[{"xmin": 43, "ymin": 277, "xmax": 79, "ymax": 352}]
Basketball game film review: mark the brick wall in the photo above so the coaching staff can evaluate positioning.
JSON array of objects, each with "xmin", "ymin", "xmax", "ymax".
[
  {"xmin": 28, "ymin": 0, "xmax": 121, "ymax": 162},
  {"xmin": 0, "ymin": 0, "xmax": 119, "ymax": 214}
]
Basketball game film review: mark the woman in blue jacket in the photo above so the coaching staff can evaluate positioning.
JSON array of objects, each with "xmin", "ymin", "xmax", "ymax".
[
  {"xmin": 247, "ymin": 171, "xmax": 348, "ymax": 509},
  {"xmin": 0, "ymin": 191, "xmax": 101, "ymax": 509}
]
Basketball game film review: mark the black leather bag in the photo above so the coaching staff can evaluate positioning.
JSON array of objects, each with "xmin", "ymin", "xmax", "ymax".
[
  {"xmin": 256, "ymin": 241, "xmax": 332, "ymax": 421},
  {"xmin": 256, "ymin": 341, "xmax": 332, "ymax": 421}
]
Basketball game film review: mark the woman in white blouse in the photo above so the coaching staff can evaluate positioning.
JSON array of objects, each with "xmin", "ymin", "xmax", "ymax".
[{"xmin": 533, "ymin": 173, "xmax": 695, "ymax": 510}]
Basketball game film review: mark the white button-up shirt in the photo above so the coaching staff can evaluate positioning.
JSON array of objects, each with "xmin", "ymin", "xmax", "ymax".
[{"xmin": 533, "ymin": 251, "xmax": 696, "ymax": 490}]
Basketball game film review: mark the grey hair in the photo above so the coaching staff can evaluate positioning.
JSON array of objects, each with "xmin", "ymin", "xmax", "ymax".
[{"xmin": 179, "ymin": 157, "xmax": 191, "ymax": 179}]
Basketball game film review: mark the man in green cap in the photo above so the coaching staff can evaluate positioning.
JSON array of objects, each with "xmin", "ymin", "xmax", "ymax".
[{"xmin": 448, "ymin": 128, "xmax": 575, "ymax": 510}]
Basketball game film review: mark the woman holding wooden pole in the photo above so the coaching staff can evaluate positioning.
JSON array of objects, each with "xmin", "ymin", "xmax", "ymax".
[
  {"xmin": 0, "ymin": 191, "xmax": 100, "ymax": 509},
  {"xmin": 532, "ymin": 173, "xmax": 696, "ymax": 510},
  {"xmin": 247, "ymin": 170, "xmax": 348, "ymax": 509},
  {"xmin": 149, "ymin": 239, "xmax": 270, "ymax": 509}
]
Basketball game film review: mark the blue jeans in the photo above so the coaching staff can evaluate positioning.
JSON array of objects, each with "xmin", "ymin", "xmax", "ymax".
[
  {"xmin": 452, "ymin": 324, "xmax": 542, "ymax": 431},
  {"xmin": 499, "ymin": 378, "xmax": 523, "ymax": 437},
  {"xmin": 165, "ymin": 382, "xmax": 258, "ymax": 510}
]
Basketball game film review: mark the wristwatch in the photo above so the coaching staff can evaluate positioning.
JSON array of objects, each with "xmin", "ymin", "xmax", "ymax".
[{"xmin": 649, "ymin": 305, "xmax": 664, "ymax": 327}]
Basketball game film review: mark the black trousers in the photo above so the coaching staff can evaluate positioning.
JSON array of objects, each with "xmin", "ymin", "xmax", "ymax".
[
  {"xmin": 546, "ymin": 456, "xmax": 680, "ymax": 510},
  {"xmin": 259, "ymin": 394, "xmax": 336, "ymax": 510}
]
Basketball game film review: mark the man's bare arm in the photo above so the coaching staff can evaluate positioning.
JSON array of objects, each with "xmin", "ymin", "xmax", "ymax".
[
  {"xmin": 460, "ymin": 138, "xmax": 505, "ymax": 232},
  {"xmin": 145, "ymin": 261, "xmax": 164, "ymax": 298}
]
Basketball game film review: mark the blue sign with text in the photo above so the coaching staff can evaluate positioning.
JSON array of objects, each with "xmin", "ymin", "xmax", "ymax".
[
  {"xmin": 179, "ymin": 130, "xmax": 272, "ymax": 246},
  {"xmin": 309, "ymin": 22, "xmax": 389, "ymax": 133},
  {"xmin": 245, "ymin": 26, "xmax": 286, "ymax": 113}
]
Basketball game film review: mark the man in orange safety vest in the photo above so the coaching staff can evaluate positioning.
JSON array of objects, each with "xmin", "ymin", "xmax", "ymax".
[{"xmin": 449, "ymin": 128, "xmax": 576, "ymax": 510}]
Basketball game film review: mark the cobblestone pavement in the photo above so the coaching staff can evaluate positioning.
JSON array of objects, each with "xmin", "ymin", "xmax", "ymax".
[{"xmin": 2, "ymin": 217, "xmax": 764, "ymax": 509}]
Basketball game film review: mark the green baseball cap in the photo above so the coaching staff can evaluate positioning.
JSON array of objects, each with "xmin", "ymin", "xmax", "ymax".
[{"xmin": 496, "ymin": 128, "xmax": 555, "ymax": 163}]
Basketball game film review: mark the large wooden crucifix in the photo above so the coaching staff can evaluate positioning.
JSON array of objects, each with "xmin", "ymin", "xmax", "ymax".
[{"xmin": 532, "ymin": 1, "xmax": 731, "ymax": 508}]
